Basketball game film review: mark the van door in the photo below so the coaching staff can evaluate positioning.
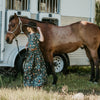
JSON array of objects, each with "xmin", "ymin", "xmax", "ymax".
[
  {"xmin": 0, "ymin": 11, "xmax": 2, "ymax": 61},
  {"xmin": 0, "ymin": 0, "xmax": 5, "ymax": 61}
]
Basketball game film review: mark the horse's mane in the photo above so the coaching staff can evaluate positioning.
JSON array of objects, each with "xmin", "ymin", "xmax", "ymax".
[
  {"xmin": 9, "ymin": 15, "xmax": 42, "ymax": 23},
  {"xmin": 9, "ymin": 15, "xmax": 15, "ymax": 22},
  {"xmin": 9, "ymin": 15, "xmax": 56, "ymax": 25}
]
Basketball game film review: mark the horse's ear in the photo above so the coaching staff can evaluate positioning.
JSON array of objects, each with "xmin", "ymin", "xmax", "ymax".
[{"xmin": 14, "ymin": 13, "xmax": 18, "ymax": 19}]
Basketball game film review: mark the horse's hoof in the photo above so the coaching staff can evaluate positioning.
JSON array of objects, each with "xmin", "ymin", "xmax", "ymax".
[
  {"xmin": 52, "ymin": 76, "xmax": 58, "ymax": 85},
  {"xmin": 94, "ymin": 82, "xmax": 98, "ymax": 84},
  {"xmin": 52, "ymin": 84, "xmax": 56, "ymax": 87},
  {"xmin": 89, "ymin": 79, "xmax": 94, "ymax": 82},
  {"xmin": 94, "ymin": 79, "xmax": 98, "ymax": 83},
  {"xmin": 52, "ymin": 81, "xmax": 56, "ymax": 85},
  {"xmin": 52, "ymin": 80, "xmax": 57, "ymax": 85}
]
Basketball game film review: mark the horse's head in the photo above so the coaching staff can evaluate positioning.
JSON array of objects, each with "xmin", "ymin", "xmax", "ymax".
[{"xmin": 5, "ymin": 13, "xmax": 22, "ymax": 44}]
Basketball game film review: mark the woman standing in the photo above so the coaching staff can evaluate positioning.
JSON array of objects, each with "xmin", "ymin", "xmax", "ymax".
[{"xmin": 24, "ymin": 22, "xmax": 47, "ymax": 88}]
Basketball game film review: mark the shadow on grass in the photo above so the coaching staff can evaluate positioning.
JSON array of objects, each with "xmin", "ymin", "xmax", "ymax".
[{"xmin": 67, "ymin": 66, "xmax": 91, "ymax": 75}]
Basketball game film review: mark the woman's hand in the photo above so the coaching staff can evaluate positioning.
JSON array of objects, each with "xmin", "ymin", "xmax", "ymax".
[
  {"xmin": 25, "ymin": 42, "xmax": 28, "ymax": 49},
  {"xmin": 37, "ymin": 27, "xmax": 41, "ymax": 33}
]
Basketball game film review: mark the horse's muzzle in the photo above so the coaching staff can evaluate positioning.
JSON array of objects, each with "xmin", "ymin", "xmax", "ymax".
[{"xmin": 6, "ymin": 37, "xmax": 10, "ymax": 43}]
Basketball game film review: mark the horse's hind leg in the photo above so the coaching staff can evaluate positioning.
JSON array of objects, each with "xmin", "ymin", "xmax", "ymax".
[
  {"xmin": 95, "ymin": 59, "xmax": 99, "ymax": 82},
  {"xmin": 84, "ymin": 46, "xmax": 95, "ymax": 81},
  {"xmin": 89, "ymin": 49, "xmax": 99, "ymax": 82}
]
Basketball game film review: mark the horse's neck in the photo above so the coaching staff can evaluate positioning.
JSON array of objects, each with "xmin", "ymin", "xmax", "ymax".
[
  {"xmin": 20, "ymin": 17, "xmax": 55, "ymax": 37},
  {"xmin": 20, "ymin": 17, "xmax": 42, "ymax": 35},
  {"xmin": 20, "ymin": 17, "xmax": 30, "ymax": 25}
]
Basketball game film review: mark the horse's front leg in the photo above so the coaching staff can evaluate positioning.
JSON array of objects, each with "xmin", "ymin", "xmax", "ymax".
[
  {"xmin": 44, "ymin": 51, "xmax": 57, "ymax": 85},
  {"xmin": 48, "ymin": 60, "xmax": 57, "ymax": 85}
]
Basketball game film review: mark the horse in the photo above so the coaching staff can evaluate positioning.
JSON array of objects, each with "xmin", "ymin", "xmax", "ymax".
[{"xmin": 5, "ymin": 13, "xmax": 100, "ymax": 84}]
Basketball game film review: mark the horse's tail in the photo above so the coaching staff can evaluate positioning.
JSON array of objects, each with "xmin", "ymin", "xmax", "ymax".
[{"xmin": 98, "ymin": 45, "xmax": 100, "ymax": 60}]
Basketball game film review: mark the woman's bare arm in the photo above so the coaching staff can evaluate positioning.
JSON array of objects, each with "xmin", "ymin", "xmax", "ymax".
[{"xmin": 37, "ymin": 27, "xmax": 44, "ymax": 42}]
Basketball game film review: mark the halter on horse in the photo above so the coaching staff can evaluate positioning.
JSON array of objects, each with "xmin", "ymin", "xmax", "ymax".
[
  {"xmin": 7, "ymin": 17, "xmax": 23, "ymax": 38},
  {"xmin": 6, "ymin": 13, "xmax": 100, "ymax": 84}
]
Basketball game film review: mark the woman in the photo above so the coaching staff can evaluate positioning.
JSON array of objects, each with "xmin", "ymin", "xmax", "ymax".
[{"xmin": 24, "ymin": 22, "xmax": 47, "ymax": 88}]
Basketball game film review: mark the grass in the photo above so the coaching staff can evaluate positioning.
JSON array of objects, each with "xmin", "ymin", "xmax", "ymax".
[
  {"xmin": 0, "ymin": 66, "xmax": 100, "ymax": 100},
  {"xmin": 0, "ymin": 66, "xmax": 100, "ymax": 93}
]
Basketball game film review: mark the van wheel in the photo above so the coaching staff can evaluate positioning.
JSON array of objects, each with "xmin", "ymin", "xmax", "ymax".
[
  {"xmin": 53, "ymin": 54, "xmax": 70, "ymax": 74},
  {"xmin": 14, "ymin": 49, "xmax": 26, "ymax": 76}
]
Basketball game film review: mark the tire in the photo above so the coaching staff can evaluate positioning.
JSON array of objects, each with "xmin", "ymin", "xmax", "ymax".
[
  {"xmin": 15, "ymin": 49, "xmax": 27, "ymax": 76},
  {"xmin": 53, "ymin": 54, "xmax": 70, "ymax": 74}
]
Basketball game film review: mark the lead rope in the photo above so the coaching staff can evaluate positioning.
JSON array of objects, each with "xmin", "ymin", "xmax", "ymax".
[{"xmin": 15, "ymin": 37, "xmax": 21, "ymax": 58}]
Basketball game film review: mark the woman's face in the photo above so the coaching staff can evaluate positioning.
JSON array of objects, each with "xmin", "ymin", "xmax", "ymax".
[{"xmin": 27, "ymin": 27, "xmax": 31, "ymax": 33}]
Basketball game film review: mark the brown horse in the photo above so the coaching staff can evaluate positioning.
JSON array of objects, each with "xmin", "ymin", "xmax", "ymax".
[{"xmin": 6, "ymin": 14, "xmax": 100, "ymax": 84}]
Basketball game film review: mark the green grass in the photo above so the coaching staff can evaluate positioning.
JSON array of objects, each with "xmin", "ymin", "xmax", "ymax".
[{"xmin": 0, "ymin": 66, "xmax": 100, "ymax": 95}]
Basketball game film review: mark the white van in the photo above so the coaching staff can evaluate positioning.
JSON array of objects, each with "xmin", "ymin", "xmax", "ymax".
[{"xmin": 0, "ymin": 0, "xmax": 95, "ymax": 75}]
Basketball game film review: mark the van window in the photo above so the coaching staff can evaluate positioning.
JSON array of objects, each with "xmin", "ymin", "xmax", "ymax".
[
  {"xmin": 38, "ymin": 0, "xmax": 60, "ymax": 14},
  {"xmin": 6, "ymin": 0, "xmax": 30, "ymax": 11}
]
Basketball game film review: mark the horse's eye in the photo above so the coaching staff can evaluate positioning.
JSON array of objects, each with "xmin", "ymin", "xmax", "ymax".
[{"xmin": 12, "ymin": 24, "xmax": 15, "ymax": 27}]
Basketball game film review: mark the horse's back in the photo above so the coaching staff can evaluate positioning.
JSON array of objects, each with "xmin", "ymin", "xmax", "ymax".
[{"xmin": 42, "ymin": 21, "xmax": 100, "ymax": 51}]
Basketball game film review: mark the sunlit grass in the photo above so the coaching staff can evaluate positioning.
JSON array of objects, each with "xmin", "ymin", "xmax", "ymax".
[{"xmin": 0, "ymin": 87, "xmax": 100, "ymax": 100}]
